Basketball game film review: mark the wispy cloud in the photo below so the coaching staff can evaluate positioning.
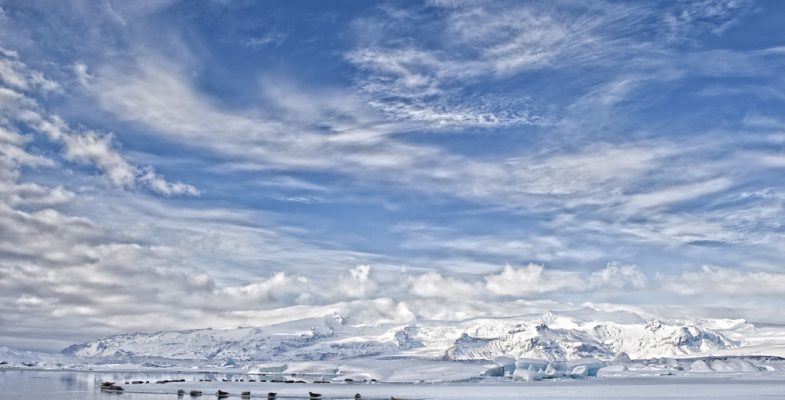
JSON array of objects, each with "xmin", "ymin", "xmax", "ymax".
[
  {"xmin": 1, "ymin": 0, "xmax": 784, "ymax": 351},
  {"xmin": 1, "ymin": 52, "xmax": 198, "ymax": 196},
  {"xmin": 662, "ymin": 265, "xmax": 785, "ymax": 296}
]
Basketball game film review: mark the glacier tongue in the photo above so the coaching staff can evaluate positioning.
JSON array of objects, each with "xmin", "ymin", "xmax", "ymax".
[{"xmin": 56, "ymin": 311, "xmax": 765, "ymax": 363}]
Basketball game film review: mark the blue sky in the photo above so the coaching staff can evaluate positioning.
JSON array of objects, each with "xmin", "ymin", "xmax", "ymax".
[{"xmin": 1, "ymin": 0, "xmax": 785, "ymax": 351}]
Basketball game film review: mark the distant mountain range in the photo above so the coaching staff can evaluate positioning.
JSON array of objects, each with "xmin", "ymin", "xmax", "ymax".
[{"xmin": 58, "ymin": 311, "xmax": 785, "ymax": 363}]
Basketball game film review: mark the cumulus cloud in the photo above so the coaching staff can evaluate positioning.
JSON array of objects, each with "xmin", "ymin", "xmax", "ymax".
[
  {"xmin": 335, "ymin": 265, "xmax": 378, "ymax": 299},
  {"xmin": 2, "ymin": 0, "xmax": 785, "ymax": 352},
  {"xmin": 218, "ymin": 272, "xmax": 313, "ymax": 306},
  {"xmin": 483, "ymin": 263, "xmax": 648, "ymax": 297},
  {"xmin": 409, "ymin": 272, "xmax": 480, "ymax": 301},
  {"xmin": 484, "ymin": 264, "xmax": 586, "ymax": 296},
  {"xmin": 589, "ymin": 263, "xmax": 648, "ymax": 290}
]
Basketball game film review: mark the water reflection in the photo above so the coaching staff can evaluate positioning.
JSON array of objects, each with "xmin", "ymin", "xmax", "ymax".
[
  {"xmin": 0, "ymin": 370, "xmax": 372, "ymax": 399},
  {"xmin": 0, "ymin": 370, "xmax": 209, "ymax": 399}
]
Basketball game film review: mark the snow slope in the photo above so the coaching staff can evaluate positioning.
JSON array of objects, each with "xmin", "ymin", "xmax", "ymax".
[{"xmin": 59, "ymin": 311, "xmax": 785, "ymax": 363}]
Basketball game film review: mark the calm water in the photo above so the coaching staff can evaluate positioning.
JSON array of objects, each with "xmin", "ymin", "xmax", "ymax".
[
  {"xmin": 0, "ymin": 369, "xmax": 259, "ymax": 400},
  {"xmin": 2, "ymin": 369, "xmax": 785, "ymax": 399},
  {"xmin": 0, "ymin": 370, "xmax": 383, "ymax": 399}
]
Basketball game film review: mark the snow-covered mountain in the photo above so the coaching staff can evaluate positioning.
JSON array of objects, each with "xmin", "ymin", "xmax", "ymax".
[
  {"xmin": 0, "ymin": 346, "xmax": 71, "ymax": 366},
  {"xmin": 59, "ymin": 311, "xmax": 784, "ymax": 363}
]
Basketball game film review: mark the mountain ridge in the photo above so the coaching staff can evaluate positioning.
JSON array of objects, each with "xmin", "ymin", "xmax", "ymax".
[{"xmin": 58, "ymin": 311, "xmax": 780, "ymax": 363}]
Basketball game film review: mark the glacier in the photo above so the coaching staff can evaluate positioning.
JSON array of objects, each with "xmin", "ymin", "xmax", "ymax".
[{"xmin": 3, "ymin": 310, "xmax": 785, "ymax": 384}]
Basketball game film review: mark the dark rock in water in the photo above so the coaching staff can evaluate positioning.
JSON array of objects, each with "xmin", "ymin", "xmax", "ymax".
[
  {"xmin": 156, "ymin": 379, "xmax": 185, "ymax": 383},
  {"xmin": 190, "ymin": 390, "xmax": 203, "ymax": 396},
  {"xmin": 178, "ymin": 389, "xmax": 185, "ymax": 396},
  {"xmin": 344, "ymin": 378, "xmax": 354, "ymax": 383},
  {"xmin": 100, "ymin": 383, "xmax": 124, "ymax": 392},
  {"xmin": 267, "ymin": 392, "xmax": 277, "ymax": 400},
  {"xmin": 217, "ymin": 390, "xmax": 229, "ymax": 398},
  {"xmin": 355, "ymin": 394, "xmax": 362, "ymax": 399},
  {"xmin": 241, "ymin": 391, "xmax": 251, "ymax": 398},
  {"xmin": 309, "ymin": 391, "xmax": 322, "ymax": 399},
  {"xmin": 0, "ymin": 361, "xmax": 8, "ymax": 365}
]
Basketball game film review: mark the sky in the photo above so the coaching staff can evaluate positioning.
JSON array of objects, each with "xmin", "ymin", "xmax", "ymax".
[{"xmin": 1, "ymin": 0, "xmax": 785, "ymax": 352}]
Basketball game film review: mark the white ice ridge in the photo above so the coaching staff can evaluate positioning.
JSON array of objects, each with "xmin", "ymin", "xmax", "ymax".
[{"xmin": 60, "ymin": 311, "xmax": 779, "ymax": 362}]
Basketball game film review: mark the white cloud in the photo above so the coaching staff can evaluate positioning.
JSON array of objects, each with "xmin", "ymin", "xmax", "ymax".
[
  {"xmin": 0, "ymin": 183, "xmax": 75, "ymax": 208},
  {"xmin": 397, "ymin": 223, "xmax": 605, "ymax": 263},
  {"xmin": 0, "ymin": 47, "xmax": 59, "ymax": 93},
  {"xmin": 2, "ymin": 0, "xmax": 785, "ymax": 352},
  {"xmin": 510, "ymin": 144, "xmax": 673, "ymax": 197},
  {"xmin": 335, "ymin": 265, "xmax": 378, "ymax": 299},
  {"xmin": 218, "ymin": 272, "xmax": 313, "ymax": 306},
  {"xmin": 138, "ymin": 167, "xmax": 200, "ymax": 197},
  {"xmin": 484, "ymin": 264, "xmax": 585, "ymax": 297},
  {"xmin": 589, "ymin": 263, "xmax": 648, "ymax": 290},
  {"xmin": 484, "ymin": 263, "xmax": 648, "ymax": 298},
  {"xmin": 66, "ymin": 54, "xmax": 557, "ymax": 205},
  {"xmin": 409, "ymin": 271, "xmax": 480, "ymax": 301},
  {"xmin": 80, "ymin": 59, "xmax": 699, "ymax": 214},
  {"xmin": 662, "ymin": 265, "xmax": 785, "ymax": 296},
  {"xmin": 663, "ymin": 0, "xmax": 753, "ymax": 39},
  {"xmin": 0, "ymin": 55, "xmax": 198, "ymax": 196},
  {"xmin": 624, "ymin": 178, "xmax": 733, "ymax": 211}
]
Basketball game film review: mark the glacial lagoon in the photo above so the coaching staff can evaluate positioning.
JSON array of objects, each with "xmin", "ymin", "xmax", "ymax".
[{"xmin": 2, "ymin": 369, "xmax": 785, "ymax": 399}]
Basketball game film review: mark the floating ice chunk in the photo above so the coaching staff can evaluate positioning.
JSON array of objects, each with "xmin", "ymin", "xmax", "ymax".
[
  {"xmin": 494, "ymin": 356, "xmax": 515, "ymax": 366},
  {"xmin": 709, "ymin": 359, "xmax": 759, "ymax": 373},
  {"xmin": 599, "ymin": 364, "xmax": 628, "ymax": 374},
  {"xmin": 494, "ymin": 356, "xmax": 517, "ymax": 375},
  {"xmin": 569, "ymin": 365, "xmax": 588, "ymax": 379},
  {"xmin": 689, "ymin": 360, "xmax": 713, "ymax": 373},
  {"xmin": 612, "ymin": 352, "xmax": 632, "ymax": 363},
  {"xmin": 512, "ymin": 368, "xmax": 542, "ymax": 382},
  {"xmin": 222, "ymin": 358, "xmax": 237, "ymax": 367},
  {"xmin": 514, "ymin": 358, "xmax": 549, "ymax": 372},
  {"xmin": 250, "ymin": 363, "xmax": 288, "ymax": 374},
  {"xmin": 482, "ymin": 365, "xmax": 505, "ymax": 377},
  {"xmin": 543, "ymin": 363, "xmax": 562, "ymax": 379},
  {"xmin": 565, "ymin": 358, "xmax": 605, "ymax": 377}
]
